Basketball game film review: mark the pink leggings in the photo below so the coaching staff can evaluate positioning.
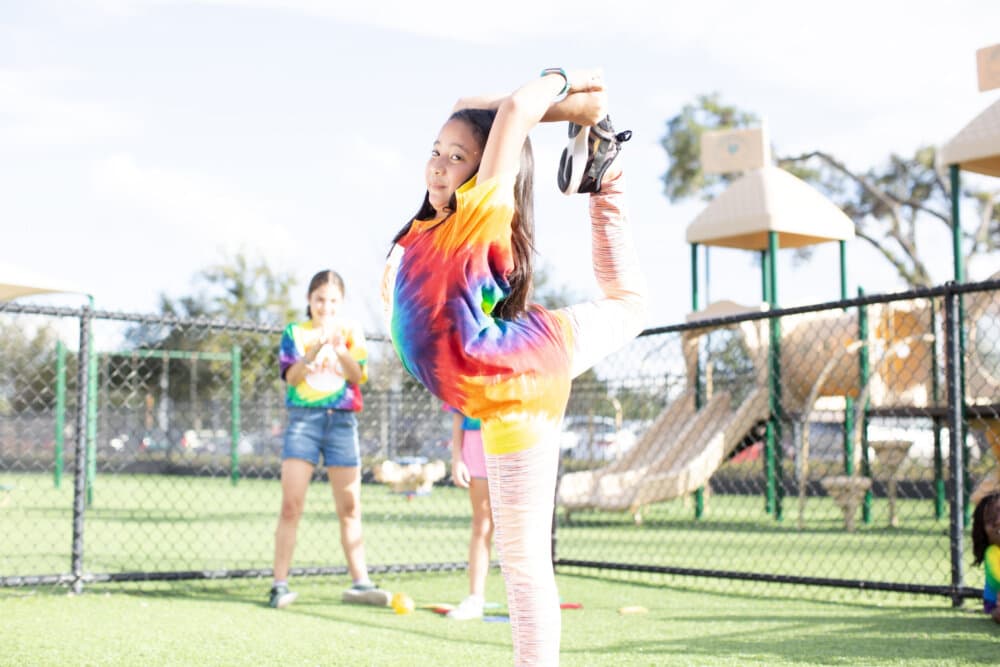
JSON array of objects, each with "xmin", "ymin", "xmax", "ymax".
[{"xmin": 485, "ymin": 171, "xmax": 646, "ymax": 665}]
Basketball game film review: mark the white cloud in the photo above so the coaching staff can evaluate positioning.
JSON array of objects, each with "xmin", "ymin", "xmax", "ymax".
[
  {"xmin": 86, "ymin": 0, "xmax": 582, "ymax": 42},
  {"xmin": 0, "ymin": 68, "xmax": 140, "ymax": 147},
  {"xmin": 337, "ymin": 134, "xmax": 406, "ymax": 188},
  {"xmin": 89, "ymin": 153, "xmax": 296, "ymax": 259}
]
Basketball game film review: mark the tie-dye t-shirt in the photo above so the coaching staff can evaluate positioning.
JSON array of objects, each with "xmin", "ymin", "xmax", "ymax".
[
  {"xmin": 985, "ymin": 544, "xmax": 1000, "ymax": 613},
  {"xmin": 444, "ymin": 404, "xmax": 481, "ymax": 431},
  {"xmin": 279, "ymin": 319, "xmax": 368, "ymax": 411},
  {"xmin": 384, "ymin": 174, "xmax": 575, "ymax": 455}
]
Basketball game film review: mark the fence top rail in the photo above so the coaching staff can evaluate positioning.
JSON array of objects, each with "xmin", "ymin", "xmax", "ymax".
[
  {"xmin": 90, "ymin": 309, "xmax": 286, "ymax": 334},
  {"xmin": 639, "ymin": 277, "xmax": 1000, "ymax": 338},
  {"xmin": 4, "ymin": 277, "xmax": 999, "ymax": 340},
  {"xmin": 0, "ymin": 302, "xmax": 86, "ymax": 318}
]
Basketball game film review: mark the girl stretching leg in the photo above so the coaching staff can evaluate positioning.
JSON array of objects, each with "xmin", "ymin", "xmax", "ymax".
[{"xmin": 384, "ymin": 69, "xmax": 646, "ymax": 665}]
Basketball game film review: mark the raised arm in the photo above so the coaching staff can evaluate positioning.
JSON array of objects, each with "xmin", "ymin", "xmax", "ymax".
[
  {"xmin": 477, "ymin": 69, "xmax": 605, "ymax": 183},
  {"xmin": 454, "ymin": 89, "xmax": 608, "ymax": 126}
]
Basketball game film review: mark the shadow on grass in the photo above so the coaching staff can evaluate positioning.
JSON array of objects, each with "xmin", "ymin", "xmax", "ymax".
[
  {"xmin": 14, "ymin": 573, "xmax": 996, "ymax": 664},
  {"xmin": 84, "ymin": 576, "xmax": 516, "ymax": 652},
  {"xmin": 557, "ymin": 570, "xmax": 962, "ymax": 612},
  {"xmin": 561, "ymin": 607, "xmax": 998, "ymax": 664}
]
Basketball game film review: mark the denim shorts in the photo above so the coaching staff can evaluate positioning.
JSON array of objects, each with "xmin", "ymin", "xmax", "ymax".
[{"xmin": 282, "ymin": 407, "xmax": 360, "ymax": 467}]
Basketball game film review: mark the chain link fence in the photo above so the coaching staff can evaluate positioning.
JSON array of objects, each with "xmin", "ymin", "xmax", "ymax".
[{"xmin": 2, "ymin": 279, "xmax": 999, "ymax": 604}]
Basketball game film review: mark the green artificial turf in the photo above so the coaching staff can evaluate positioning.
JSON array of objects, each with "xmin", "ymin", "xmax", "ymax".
[
  {"xmin": 2, "ymin": 470, "xmax": 998, "ymax": 665},
  {"xmin": 2, "ymin": 571, "xmax": 998, "ymax": 666},
  {"xmin": 0, "ymin": 471, "xmax": 970, "ymax": 590}
]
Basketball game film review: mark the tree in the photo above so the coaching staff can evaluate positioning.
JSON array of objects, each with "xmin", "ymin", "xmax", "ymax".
[
  {"xmin": 0, "ymin": 321, "xmax": 75, "ymax": 414},
  {"xmin": 116, "ymin": 253, "xmax": 298, "ymax": 449},
  {"xmin": 661, "ymin": 93, "xmax": 1000, "ymax": 287},
  {"xmin": 159, "ymin": 252, "xmax": 297, "ymax": 326}
]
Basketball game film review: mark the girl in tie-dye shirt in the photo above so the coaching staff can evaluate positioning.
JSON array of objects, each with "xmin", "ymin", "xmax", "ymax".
[
  {"xmin": 973, "ymin": 492, "xmax": 1000, "ymax": 623},
  {"xmin": 269, "ymin": 270, "xmax": 391, "ymax": 611},
  {"xmin": 383, "ymin": 69, "xmax": 647, "ymax": 665}
]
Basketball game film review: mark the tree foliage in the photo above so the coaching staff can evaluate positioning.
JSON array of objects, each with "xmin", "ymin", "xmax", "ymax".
[
  {"xmin": 0, "ymin": 321, "xmax": 75, "ymax": 414},
  {"xmin": 156, "ymin": 252, "xmax": 297, "ymax": 326},
  {"xmin": 661, "ymin": 93, "xmax": 1000, "ymax": 287},
  {"xmin": 115, "ymin": 253, "xmax": 298, "ymax": 438}
]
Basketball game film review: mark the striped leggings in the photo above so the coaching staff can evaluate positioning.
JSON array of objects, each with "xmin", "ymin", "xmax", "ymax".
[{"xmin": 485, "ymin": 170, "xmax": 646, "ymax": 666}]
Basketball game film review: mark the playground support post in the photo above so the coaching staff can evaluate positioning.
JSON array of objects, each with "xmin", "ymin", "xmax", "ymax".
[
  {"xmin": 690, "ymin": 243, "xmax": 705, "ymax": 519},
  {"xmin": 71, "ymin": 304, "xmax": 93, "ymax": 594},
  {"xmin": 765, "ymin": 232, "xmax": 783, "ymax": 520},
  {"xmin": 949, "ymin": 165, "xmax": 972, "ymax": 526},
  {"xmin": 230, "ymin": 345, "xmax": 241, "ymax": 486},
  {"xmin": 838, "ymin": 241, "xmax": 848, "ymax": 302},
  {"xmin": 840, "ymin": 241, "xmax": 856, "ymax": 490},
  {"xmin": 950, "ymin": 166, "xmax": 964, "ymax": 284},
  {"xmin": 761, "ymin": 248, "xmax": 772, "ymax": 514},
  {"xmin": 857, "ymin": 287, "xmax": 872, "ymax": 524},
  {"xmin": 944, "ymin": 284, "xmax": 966, "ymax": 606},
  {"xmin": 54, "ymin": 340, "xmax": 66, "ymax": 489}
]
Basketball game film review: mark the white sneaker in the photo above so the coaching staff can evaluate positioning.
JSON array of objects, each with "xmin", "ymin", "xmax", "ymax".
[
  {"xmin": 342, "ymin": 584, "xmax": 392, "ymax": 606},
  {"xmin": 447, "ymin": 595, "xmax": 485, "ymax": 621}
]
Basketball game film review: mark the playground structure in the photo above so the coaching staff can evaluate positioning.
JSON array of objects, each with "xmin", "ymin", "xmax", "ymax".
[
  {"xmin": 941, "ymin": 84, "xmax": 1000, "ymax": 506},
  {"xmin": 559, "ymin": 112, "xmax": 1000, "ymax": 528},
  {"xmin": 373, "ymin": 458, "xmax": 447, "ymax": 496}
]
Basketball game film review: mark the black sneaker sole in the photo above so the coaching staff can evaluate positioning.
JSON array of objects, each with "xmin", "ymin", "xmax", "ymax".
[
  {"xmin": 558, "ymin": 123, "xmax": 590, "ymax": 195},
  {"xmin": 577, "ymin": 119, "xmax": 631, "ymax": 194}
]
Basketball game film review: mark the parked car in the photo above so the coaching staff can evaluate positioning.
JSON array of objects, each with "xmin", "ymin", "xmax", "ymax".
[
  {"xmin": 560, "ymin": 415, "xmax": 637, "ymax": 461},
  {"xmin": 789, "ymin": 418, "xmax": 981, "ymax": 464}
]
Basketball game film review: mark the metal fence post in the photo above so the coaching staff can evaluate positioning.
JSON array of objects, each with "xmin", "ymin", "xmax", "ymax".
[
  {"xmin": 930, "ymin": 299, "xmax": 945, "ymax": 520},
  {"xmin": 54, "ymin": 340, "xmax": 66, "ymax": 489},
  {"xmin": 86, "ymin": 333, "xmax": 97, "ymax": 507},
  {"xmin": 71, "ymin": 306, "xmax": 92, "ymax": 594},
  {"xmin": 944, "ymin": 284, "xmax": 966, "ymax": 607},
  {"xmin": 230, "ymin": 345, "xmax": 241, "ymax": 486}
]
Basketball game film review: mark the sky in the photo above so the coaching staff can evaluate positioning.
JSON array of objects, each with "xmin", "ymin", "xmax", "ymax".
[{"xmin": 2, "ymin": 0, "xmax": 999, "ymax": 334}]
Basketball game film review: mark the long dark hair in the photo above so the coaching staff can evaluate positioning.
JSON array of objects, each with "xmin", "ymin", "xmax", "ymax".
[
  {"xmin": 391, "ymin": 108, "xmax": 535, "ymax": 320},
  {"xmin": 973, "ymin": 492, "xmax": 1000, "ymax": 566},
  {"xmin": 304, "ymin": 270, "xmax": 344, "ymax": 319}
]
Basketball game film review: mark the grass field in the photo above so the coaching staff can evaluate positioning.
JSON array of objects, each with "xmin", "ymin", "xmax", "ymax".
[
  {"xmin": 0, "ymin": 471, "xmax": 970, "ymax": 591},
  {"xmin": 1, "ymin": 471, "xmax": 997, "ymax": 664},
  {"xmin": 2, "ymin": 571, "xmax": 998, "ymax": 666}
]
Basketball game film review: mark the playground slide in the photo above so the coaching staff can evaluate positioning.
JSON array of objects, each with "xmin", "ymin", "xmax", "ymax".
[
  {"xmin": 558, "ymin": 389, "xmax": 697, "ymax": 510},
  {"xmin": 557, "ymin": 386, "xmax": 769, "ymax": 515}
]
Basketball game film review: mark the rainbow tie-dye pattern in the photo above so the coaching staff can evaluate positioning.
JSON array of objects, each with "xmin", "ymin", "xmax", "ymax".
[
  {"xmin": 387, "ymin": 175, "xmax": 574, "ymax": 454},
  {"xmin": 279, "ymin": 319, "xmax": 367, "ymax": 411},
  {"xmin": 985, "ymin": 544, "xmax": 999, "ymax": 613},
  {"xmin": 444, "ymin": 404, "xmax": 481, "ymax": 431}
]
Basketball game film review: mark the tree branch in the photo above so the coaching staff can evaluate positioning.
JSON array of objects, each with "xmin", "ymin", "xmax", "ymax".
[
  {"xmin": 781, "ymin": 150, "xmax": 898, "ymax": 212},
  {"xmin": 970, "ymin": 191, "xmax": 997, "ymax": 256},
  {"xmin": 783, "ymin": 150, "xmax": 935, "ymax": 277},
  {"xmin": 854, "ymin": 228, "xmax": 930, "ymax": 287}
]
